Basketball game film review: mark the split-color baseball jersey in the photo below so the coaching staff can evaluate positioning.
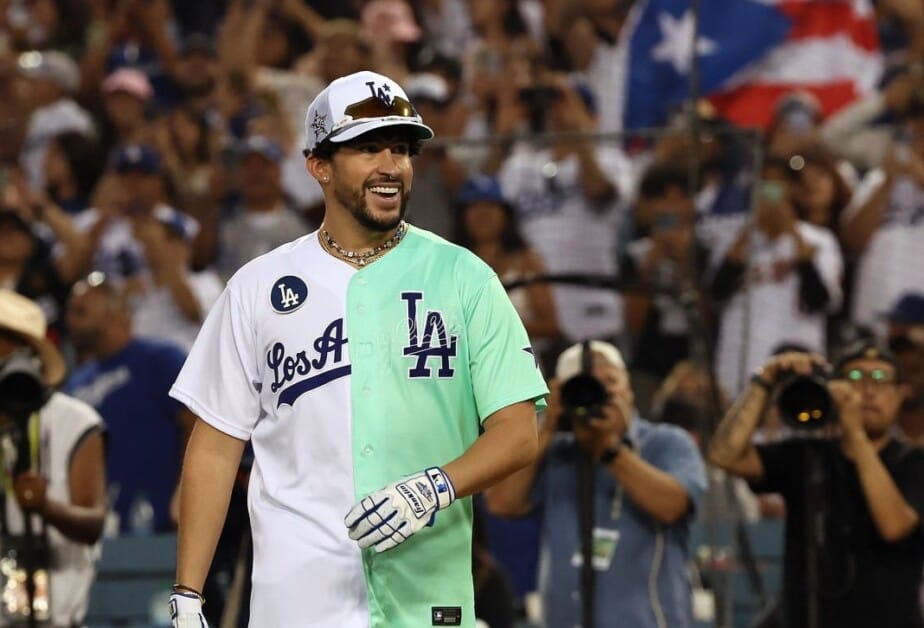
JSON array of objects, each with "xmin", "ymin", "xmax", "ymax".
[{"xmin": 170, "ymin": 225, "xmax": 548, "ymax": 627}]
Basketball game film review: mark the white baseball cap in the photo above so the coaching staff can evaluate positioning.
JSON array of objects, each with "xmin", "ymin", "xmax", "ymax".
[
  {"xmin": 17, "ymin": 50, "xmax": 80, "ymax": 93},
  {"xmin": 303, "ymin": 70, "xmax": 434, "ymax": 152},
  {"xmin": 555, "ymin": 340, "xmax": 626, "ymax": 382},
  {"xmin": 0, "ymin": 290, "xmax": 66, "ymax": 386}
]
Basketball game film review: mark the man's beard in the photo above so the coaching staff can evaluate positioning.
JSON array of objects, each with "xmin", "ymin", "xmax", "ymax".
[{"xmin": 333, "ymin": 178, "xmax": 409, "ymax": 232}]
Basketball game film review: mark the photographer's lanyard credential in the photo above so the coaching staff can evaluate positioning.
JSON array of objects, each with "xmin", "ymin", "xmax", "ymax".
[
  {"xmin": 610, "ymin": 485, "xmax": 624, "ymax": 522},
  {"xmin": 0, "ymin": 413, "xmax": 41, "ymax": 535},
  {"xmin": 575, "ymin": 483, "xmax": 625, "ymax": 573}
]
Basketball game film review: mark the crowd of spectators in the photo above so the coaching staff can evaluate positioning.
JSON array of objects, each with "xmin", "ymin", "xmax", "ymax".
[{"xmin": 1, "ymin": 0, "xmax": 924, "ymax": 626}]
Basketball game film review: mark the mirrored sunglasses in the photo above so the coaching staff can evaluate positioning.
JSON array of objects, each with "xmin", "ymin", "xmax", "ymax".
[{"xmin": 844, "ymin": 368, "xmax": 896, "ymax": 385}]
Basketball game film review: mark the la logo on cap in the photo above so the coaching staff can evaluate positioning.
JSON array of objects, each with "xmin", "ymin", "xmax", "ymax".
[{"xmin": 365, "ymin": 80, "xmax": 394, "ymax": 106}]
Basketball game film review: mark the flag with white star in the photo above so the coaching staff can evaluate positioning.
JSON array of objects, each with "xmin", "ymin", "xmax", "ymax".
[
  {"xmin": 624, "ymin": 0, "xmax": 882, "ymax": 131},
  {"xmin": 625, "ymin": 0, "xmax": 789, "ymax": 130}
]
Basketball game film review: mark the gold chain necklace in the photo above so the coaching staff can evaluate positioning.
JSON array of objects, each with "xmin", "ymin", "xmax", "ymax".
[{"xmin": 320, "ymin": 221, "xmax": 408, "ymax": 267}]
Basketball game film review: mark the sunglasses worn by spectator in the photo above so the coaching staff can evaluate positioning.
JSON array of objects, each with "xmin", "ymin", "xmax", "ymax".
[{"xmin": 843, "ymin": 368, "xmax": 896, "ymax": 385}]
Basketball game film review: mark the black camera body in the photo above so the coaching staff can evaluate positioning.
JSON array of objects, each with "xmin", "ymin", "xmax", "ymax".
[
  {"xmin": 0, "ymin": 349, "xmax": 50, "ymax": 421},
  {"xmin": 518, "ymin": 85, "xmax": 562, "ymax": 134},
  {"xmin": 775, "ymin": 363, "xmax": 835, "ymax": 430},
  {"xmin": 558, "ymin": 340, "xmax": 609, "ymax": 431}
]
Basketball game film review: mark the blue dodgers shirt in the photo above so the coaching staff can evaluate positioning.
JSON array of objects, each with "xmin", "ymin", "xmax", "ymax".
[
  {"xmin": 534, "ymin": 417, "xmax": 707, "ymax": 628},
  {"xmin": 65, "ymin": 339, "xmax": 187, "ymax": 531}
]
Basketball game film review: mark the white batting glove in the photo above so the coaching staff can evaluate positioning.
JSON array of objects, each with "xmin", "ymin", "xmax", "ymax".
[
  {"xmin": 169, "ymin": 591, "xmax": 208, "ymax": 628},
  {"xmin": 344, "ymin": 466, "xmax": 456, "ymax": 552}
]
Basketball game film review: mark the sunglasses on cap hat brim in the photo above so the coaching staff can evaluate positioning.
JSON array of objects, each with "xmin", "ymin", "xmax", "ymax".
[
  {"xmin": 306, "ymin": 95, "xmax": 428, "ymax": 156},
  {"xmin": 333, "ymin": 95, "xmax": 419, "ymax": 133}
]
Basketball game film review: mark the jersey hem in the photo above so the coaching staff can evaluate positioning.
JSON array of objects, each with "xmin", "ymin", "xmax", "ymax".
[{"xmin": 168, "ymin": 386, "xmax": 252, "ymax": 441}]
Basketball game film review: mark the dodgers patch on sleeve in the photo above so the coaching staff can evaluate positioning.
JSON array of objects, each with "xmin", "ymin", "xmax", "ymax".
[
  {"xmin": 271, "ymin": 275, "xmax": 309, "ymax": 313},
  {"xmin": 432, "ymin": 607, "xmax": 462, "ymax": 626}
]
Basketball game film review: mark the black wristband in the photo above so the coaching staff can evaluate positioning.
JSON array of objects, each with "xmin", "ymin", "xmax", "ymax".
[
  {"xmin": 750, "ymin": 371, "xmax": 773, "ymax": 392},
  {"xmin": 600, "ymin": 436, "xmax": 633, "ymax": 465}
]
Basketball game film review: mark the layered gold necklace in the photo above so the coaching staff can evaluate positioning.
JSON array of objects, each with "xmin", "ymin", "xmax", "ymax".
[{"xmin": 319, "ymin": 221, "xmax": 408, "ymax": 267}]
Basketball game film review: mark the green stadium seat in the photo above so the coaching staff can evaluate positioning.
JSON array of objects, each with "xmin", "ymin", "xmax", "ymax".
[{"xmin": 85, "ymin": 534, "xmax": 177, "ymax": 628}]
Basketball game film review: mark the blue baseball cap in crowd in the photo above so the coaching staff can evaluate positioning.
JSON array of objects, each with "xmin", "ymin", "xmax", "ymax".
[
  {"xmin": 884, "ymin": 293, "xmax": 924, "ymax": 324},
  {"xmin": 572, "ymin": 80, "xmax": 598, "ymax": 115},
  {"xmin": 153, "ymin": 206, "xmax": 200, "ymax": 241},
  {"xmin": 240, "ymin": 135, "xmax": 284, "ymax": 163},
  {"xmin": 113, "ymin": 145, "xmax": 162, "ymax": 174},
  {"xmin": 456, "ymin": 175, "xmax": 507, "ymax": 206}
]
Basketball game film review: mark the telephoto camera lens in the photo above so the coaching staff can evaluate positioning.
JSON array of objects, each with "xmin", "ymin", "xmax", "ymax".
[
  {"xmin": 776, "ymin": 366, "xmax": 834, "ymax": 429},
  {"xmin": 558, "ymin": 374, "xmax": 609, "ymax": 431},
  {"xmin": 0, "ymin": 349, "xmax": 49, "ymax": 419}
]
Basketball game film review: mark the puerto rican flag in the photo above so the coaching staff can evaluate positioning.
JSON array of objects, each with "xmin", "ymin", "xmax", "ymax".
[{"xmin": 624, "ymin": 0, "xmax": 882, "ymax": 130}]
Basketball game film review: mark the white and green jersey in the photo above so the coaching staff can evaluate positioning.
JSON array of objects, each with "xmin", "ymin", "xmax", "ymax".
[{"xmin": 170, "ymin": 225, "xmax": 548, "ymax": 628}]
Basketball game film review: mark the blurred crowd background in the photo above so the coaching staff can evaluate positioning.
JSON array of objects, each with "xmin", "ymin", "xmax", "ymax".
[{"xmin": 1, "ymin": 0, "xmax": 924, "ymax": 626}]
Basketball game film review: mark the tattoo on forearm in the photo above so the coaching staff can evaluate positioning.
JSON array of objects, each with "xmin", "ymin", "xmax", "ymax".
[{"xmin": 709, "ymin": 387, "xmax": 767, "ymax": 463}]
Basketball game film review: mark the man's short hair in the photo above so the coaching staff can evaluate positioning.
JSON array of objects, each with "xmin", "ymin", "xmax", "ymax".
[{"xmin": 638, "ymin": 160, "xmax": 690, "ymax": 201}]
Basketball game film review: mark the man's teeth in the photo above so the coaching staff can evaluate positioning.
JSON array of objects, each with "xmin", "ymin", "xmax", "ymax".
[{"xmin": 369, "ymin": 185, "xmax": 399, "ymax": 195}]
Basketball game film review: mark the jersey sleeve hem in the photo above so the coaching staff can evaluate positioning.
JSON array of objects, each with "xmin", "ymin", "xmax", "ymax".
[
  {"xmin": 169, "ymin": 385, "xmax": 252, "ymax": 441},
  {"xmin": 479, "ymin": 386, "xmax": 549, "ymax": 424}
]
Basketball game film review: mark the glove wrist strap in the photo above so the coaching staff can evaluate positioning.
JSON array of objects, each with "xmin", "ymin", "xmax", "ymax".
[
  {"xmin": 426, "ymin": 466, "xmax": 456, "ymax": 510},
  {"xmin": 173, "ymin": 583, "xmax": 205, "ymax": 604}
]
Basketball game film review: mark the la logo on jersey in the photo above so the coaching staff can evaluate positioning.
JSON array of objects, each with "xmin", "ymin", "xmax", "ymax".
[
  {"xmin": 401, "ymin": 292, "xmax": 457, "ymax": 378},
  {"xmin": 271, "ymin": 276, "xmax": 308, "ymax": 314}
]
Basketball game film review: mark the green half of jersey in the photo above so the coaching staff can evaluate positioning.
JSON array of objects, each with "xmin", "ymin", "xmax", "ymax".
[{"xmin": 346, "ymin": 227, "xmax": 548, "ymax": 628}]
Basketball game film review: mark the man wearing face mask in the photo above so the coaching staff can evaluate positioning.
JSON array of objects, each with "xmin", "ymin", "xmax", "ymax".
[
  {"xmin": 709, "ymin": 157, "xmax": 844, "ymax": 395},
  {"xmin": 485, "ymin": 341, "xmax": 707, "ymax": 628}
]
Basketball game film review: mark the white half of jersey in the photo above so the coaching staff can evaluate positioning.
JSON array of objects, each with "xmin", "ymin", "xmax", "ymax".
[{"xmin": 171, "ymin": 234, "xmax": 370, "ymax": 627}]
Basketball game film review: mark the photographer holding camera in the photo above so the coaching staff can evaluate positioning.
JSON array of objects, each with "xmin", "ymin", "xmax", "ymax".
[
  {"xmin": 486, "ymin": 340, "xmax": 706, "ymax": 627},
  {"xmin": 489, "ymin": 52, "xmax": 633, "ymax": 346},
  {"xmin": 0, "ymin": 290, "xmax": 106, "ymax": 627},
  {"xmin": 708, "ymin": 341, "xmax": 924, "ymax": 628}
]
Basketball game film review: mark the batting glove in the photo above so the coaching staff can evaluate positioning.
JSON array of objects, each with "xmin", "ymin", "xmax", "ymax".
[
  {"xmin": 344, "ymin": 466, "xmax": 456, "ymax": 552},
  {"xmin": 169, "ymin": 591, "xmax": 208, "ymax": 628}
]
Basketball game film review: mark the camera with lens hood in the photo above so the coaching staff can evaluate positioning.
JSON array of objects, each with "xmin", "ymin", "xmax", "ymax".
[
  {"xmin": 558, "ymin": 341, "xmax": 609, "ymax": 432},
  {"xmin": 0, "ymin": 349, "xmax": 50, "ymax": 421},
  {"xmin": 775, "ymin": 363, "xmax": 836, "ymax": 430}
]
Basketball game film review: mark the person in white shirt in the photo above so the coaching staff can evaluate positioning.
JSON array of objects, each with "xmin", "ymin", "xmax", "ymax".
[
  {"xmin": 130, "ymin": 207, "xmax": 223, "ymax": 352},
  {"xmin": 216, "ymin": 136, "xmax": 309, "ymax": 280},
  {"xmin": 17, "ymin": 50, "xmax": 95, "ymax": 190},
  {"xmin": 840, "ymin": 95, "xmax": 924, "ymax": 338},
  {"xmin": 498, "ymin": 70, "xmax": 633, "ymax": 343},
  {"xmin": 69, "ymin": 144, "xmax": 198, "ymax": 283},
  {"xmin": 710, "ymin": 157, "xmax": 843, "ymax": 395},
  {"xmin": 0, "ymin": 290, "xmax": 106, "ymax": 628}
]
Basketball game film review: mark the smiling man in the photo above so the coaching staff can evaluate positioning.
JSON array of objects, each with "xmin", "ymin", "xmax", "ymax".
[{"xmin": 166, "ymin": 71, "xmax": 548, "ymax": 628}]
